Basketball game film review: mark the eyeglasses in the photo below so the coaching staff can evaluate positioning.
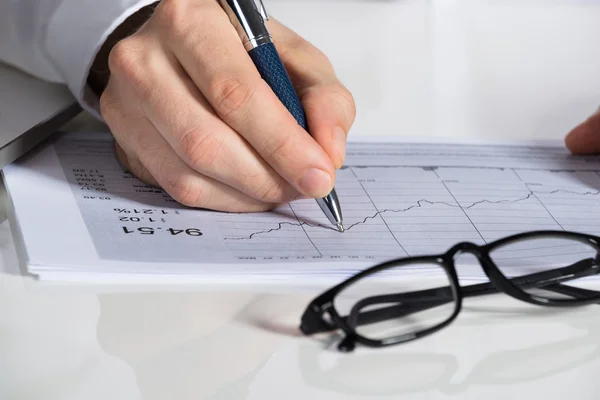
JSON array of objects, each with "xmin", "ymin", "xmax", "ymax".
[{"xmin": 299, "ymin": 230, "xmax": 600, "ymax": 352}]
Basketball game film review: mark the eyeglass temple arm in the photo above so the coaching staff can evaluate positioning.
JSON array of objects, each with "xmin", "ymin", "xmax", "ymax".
[
  {"xmin": 301, "ymin": 258, "xmax": 597, "ymax": 334},
  {"xmin": 539, "ymin": 283, "xmax": 600, "ymax": 298},
  {"xmin": 346, "ymin": 258, "xmax": 599, "ymax": 329}
]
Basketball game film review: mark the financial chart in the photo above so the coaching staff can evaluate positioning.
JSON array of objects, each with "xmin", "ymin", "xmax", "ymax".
[{"xmin": 49, "ymin": 133, "xmax": 600, "ymax": 265}]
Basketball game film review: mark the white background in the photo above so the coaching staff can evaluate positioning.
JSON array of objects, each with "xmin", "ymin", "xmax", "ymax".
[{"xmin": 2, "ymin": 1, "xmax": 600, "ymax": 399}]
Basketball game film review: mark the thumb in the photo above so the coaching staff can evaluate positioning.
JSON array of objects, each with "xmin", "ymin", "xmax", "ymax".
[{"xmin": 565, "ymin": 106, "xmax": 600, "ymax": 154}]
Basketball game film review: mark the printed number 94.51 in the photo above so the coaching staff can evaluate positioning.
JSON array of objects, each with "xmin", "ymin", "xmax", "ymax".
[{"xmin": 122, "ymin": 227, "xmax": 203, "ymax": 236}]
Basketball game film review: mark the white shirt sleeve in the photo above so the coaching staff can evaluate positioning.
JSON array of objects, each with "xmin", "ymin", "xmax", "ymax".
[{"xmin": 0, "ymin": 0, "xmax": 158, "ymax": 119}]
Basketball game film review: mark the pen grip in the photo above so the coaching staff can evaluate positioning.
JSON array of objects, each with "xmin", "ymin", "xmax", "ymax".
[{"xmin": 248, "ymin": 43, "xmax": 308, "ymax": 131}]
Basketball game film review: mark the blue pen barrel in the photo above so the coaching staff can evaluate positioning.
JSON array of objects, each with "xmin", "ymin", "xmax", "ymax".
[{"xmin": 248, "ymin": 43, "xmax": 308, "ymax": 130}]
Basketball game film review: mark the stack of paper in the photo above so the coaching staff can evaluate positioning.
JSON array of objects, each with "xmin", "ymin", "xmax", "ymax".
[{"xmin": 3, "ymin": 132, "xmax": 600, "ymax": 285}]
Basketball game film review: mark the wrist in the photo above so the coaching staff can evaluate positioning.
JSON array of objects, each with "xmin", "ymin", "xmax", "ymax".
[{"xmin": 87, "ymin": 1, "xmax": 160, "ymax": 97}]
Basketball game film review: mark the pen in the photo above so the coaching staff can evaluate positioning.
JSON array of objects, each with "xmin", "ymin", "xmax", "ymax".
[{"xmin": 218, "ymin": 0, "xmax": 344, "ymax": 232}]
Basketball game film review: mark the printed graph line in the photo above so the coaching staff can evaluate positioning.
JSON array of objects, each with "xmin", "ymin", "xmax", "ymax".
[
  {"xmin": 514, "ymin": 169, "xmax": 567, "ymax": 231},
  {"xmin": 288, "ymin": 203, "xmax": 322, "ymax": 256},
  {"xmin": 225, "ymin": 192, "xmax": 537, "ymax": 241},
  {"xmin": 442, "ymin": 181, "xmax": 487, "ymax": 244},
  {"xmin": 525, "ymin": 183, "xmax": 566, "ymax": 231},
  {"xmin": 537, "ymin": 189, "xmax": 600, "ymax": 196},
  {"xmin": 351, "ymin": 166, "xmax": 409, "ymax": 256},
  {"xmin": 344, "ymin": 165, "xmax": 600, "ymax": 171},
  {"xmin": 53, "ymin": 136, "xmax": 600, "ymax": 268},
  {"xmin": 224, "ymin": 181, "xmax": 600, "ymax": 242}
]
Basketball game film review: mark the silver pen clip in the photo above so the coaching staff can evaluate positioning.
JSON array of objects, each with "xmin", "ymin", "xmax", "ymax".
[
  {"xmin": 254, "ymin": 0, "xmax": 269, "ymax": 20},
  {"xmin": 219, "ymin": 0, "xmax": 272, "ymax": 51}
]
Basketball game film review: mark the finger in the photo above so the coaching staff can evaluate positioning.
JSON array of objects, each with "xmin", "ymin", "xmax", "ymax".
[
  {"xmin": 299, "ymin": 84, "xmax": 355, "ymax": 169},
  {"xmin": 114, "ymin": 141, "xmax": 160, "ymax": 187},
  {"xmin": 565, "ymin": 108, "xmax": 600, "ymax": 154},
  {"xmin": 268, "ymin": 18, "xmax": 339, "ymax": 89},
  {"xmin": 113, "ymin": 36, "xmax": 299, "ymax": 204},
  {"xmin": 268, "ymin": 19, "xmax": 356, "ymax": 169},
  {"xmin": 153, "ymin": 0, "xmax": 336, "ymax": 199},
  {"xmin": 134, "ymin": 128, "xmax": 279, "ymax": 212},
  {"xmin": 101, "ymin": 91, "xmax": 277, "ymax": 213}
]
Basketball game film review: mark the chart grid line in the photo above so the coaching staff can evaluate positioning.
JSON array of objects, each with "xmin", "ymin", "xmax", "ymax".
[
  {"xmin": 41, "ymin": 133, "xmax": 600, "ymax": 269},
  {"xmin": 351, "ymin": 166, "xmax": 409, "ymax": 257},
  {"xmin": 289, "ymin": 203, "xmax": 322, "ymax": 256},
  {"xmin": 441, "ymin": 181, "xmax": 487, "ymax": 244},
  {"xmin": 521, "ymin": 183, "xmax": 566, "ymax": 231}
]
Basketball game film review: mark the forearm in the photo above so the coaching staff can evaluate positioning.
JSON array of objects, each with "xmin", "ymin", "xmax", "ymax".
[{"xmin": 0, "ymin": 0, "xmax": 159, "ymax": 118}]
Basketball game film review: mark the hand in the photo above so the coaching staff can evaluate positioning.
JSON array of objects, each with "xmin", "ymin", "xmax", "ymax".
[
  {"xmin": 97, "ymin": 0, "xmax": 355, "ymax": 212},
  {"xmin": 565, "ymin": 107, "xmax": 600, "ymax": 154}
]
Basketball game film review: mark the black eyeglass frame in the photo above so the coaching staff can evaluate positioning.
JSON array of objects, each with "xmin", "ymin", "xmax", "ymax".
[{"xmin": 299, "ymin": 230, "xmax": 600, "ymax": 352}]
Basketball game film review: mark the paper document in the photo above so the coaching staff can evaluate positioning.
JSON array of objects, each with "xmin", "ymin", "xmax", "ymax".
[{"xmin": 3, "ymin": 132, "xmax": 600, "ymax": 283}]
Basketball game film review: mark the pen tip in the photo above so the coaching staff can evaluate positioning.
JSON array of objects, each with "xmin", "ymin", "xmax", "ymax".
[{"xmin": 337, "ymin": 223, "xmax": 345, "ymax": 233}]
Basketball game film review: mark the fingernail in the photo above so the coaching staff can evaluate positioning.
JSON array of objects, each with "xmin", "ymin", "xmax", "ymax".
[
  {"xmin": 298, "ymin": 168, "xmax": 332, "ymax": 198},
  {"xmin": 333, "ymin": 126, "xmax": 347, "ymax": 168}
]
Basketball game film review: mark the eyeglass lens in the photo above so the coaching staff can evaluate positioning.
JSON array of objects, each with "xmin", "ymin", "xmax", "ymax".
[
  {"xmin": 489, "ymin": 236, "xmax": 599, "ymax": 299},
  {"xmin": 333, "ymin": 261, "xmax": 457, "ymax": 341}
]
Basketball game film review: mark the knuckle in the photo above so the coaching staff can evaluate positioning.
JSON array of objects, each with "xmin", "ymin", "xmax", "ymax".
[
  {"xmin": 328, "ymin": 84, "xmax": 356, "ymax": 122},
  {"xmin": 128, "ymin": 157, "xmax": 155, "ymax": 186},
  {"xmin": 265, "ymin": 134, "xmax": 296, "ymax": 162},
  {"xmin": 153, "ymin": 0, "xmax": 192, "ymax": 39},
  {"xmin": 308, "ymin": 44, "xmax": 332, "ymax": 67},
  {"xmin": 287, "ymin": 36, "xmax": 332, "ymax": 68},
  {"xmin": 108, "ymin": 39, "xmax": 139, "ymax": 77},
  {"xmin": 136, "ymin": 150, "xmax": 208, "ymax": 207},
  {"xmin": 136, "ymin": 165, "xmax": 156, "ymax": 186},
  {"xmin": 165, "ymin": 173, "xmax": 209, "ymax": 208},
  {"xmin": 209, "ymin": 75, "xmax": 256, "ymax": 119},
  {"xmin": 252, "ymin": 176, "xmax": 293, "ymax": 203},
  {"xmin": 107, "ymin": 39, "xmax": 151, "ymax": 98},
  {"xmin": 179, "ymin": 128, "xmax": 222, "ymax": 172},
  {"xmin": 287, "ymin": 36, "xmax": 311, "ymax": 54}
]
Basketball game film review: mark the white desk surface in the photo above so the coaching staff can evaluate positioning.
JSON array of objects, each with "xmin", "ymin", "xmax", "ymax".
[{"xmin": 2, "ymin": 1, "xmax": 600, "ymax": 399}]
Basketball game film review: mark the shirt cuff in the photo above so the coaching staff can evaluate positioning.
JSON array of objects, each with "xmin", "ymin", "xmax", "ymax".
[{"xmin": 44, "ymin": 0, "xmax": 159, "ymax": 120}]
